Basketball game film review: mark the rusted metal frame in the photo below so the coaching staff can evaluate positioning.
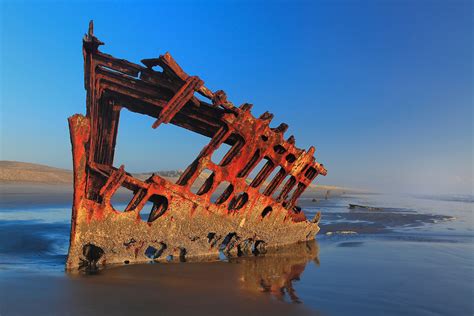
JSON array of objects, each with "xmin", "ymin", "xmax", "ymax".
[
  {"xmin": 83, "ymin": 89, "xmax": 119, "ymax": 200},
  {"xmin": 171, "ymin": 112, "xmax": 222, "ymax": 140},
  {"xmin": 304, "ymin": 165, "xmax": 318, "ymax": 179},
  {"xmin": 277, "ymin": 176, "xmax": 297, "ymax": 202},
  {"xmin": 92, "ymin": 58, "xmax": 283, "ymax": 156},
  {"xmin": 94, "ymin": 76, "xmax": 226, "ymax": 140},
  {"xmin": 66, "ymin": 22, "xmax": 329, "ymax": 270},
  {"xmin": 88, "ymin": 56, "xmax": 179, "ymax": 171},
  {"xmin": 89, "ymin": 163, "xmax": 148, "ymax": 191},
  {"xmin": 126, "ymin": 189, "xmax": 166, "ymax": 221},
  {"xmin": 93, "ymin": 140, "xmax": 301, "ymax": 221},
  {"xmin": 188, "ymin": 142, "xmax": 242, "ymax": 199},
  {"xmin": 270, "ymin": 153, "xmax": 314, "ymax": 205},
  {"xmin": 195, "ymin": 173, "xmax": 216, "ymax": 196},
  {"xmin": 83, "ymin": 54, "xmax": 98, "ymax": 164},
  {"xmin": 213, "ymin": 174, "xmax": 248, "ymax": 210},
  {"xmin": 89, "ymin": 163, "xmax": 170, "ymax": 217},
  {"xmin": 123, "ymin": 173, "xmax": 167, "ymax": 213},
  {"xmin": 285, "ymin": 182, "xmax": 307, "ymax": 210},
  {"xmin": 314, "ymin": 162, "xmax": 327, "ymax": 176},
  {"xmin": 124, "ymin": 188, "xmax": 148, "ymax": 212},
  {"xmin": 99, "ymin": 165, "xmax": 126, "ymax": 202},
  {"xmin": 83, "ymin": 52, "xmax": 122, "ymax": 199},
  {"xmin": 94, "ymin": 51, "xmax": 143, "ymax": 76},
  {"xmin": 94, "ymin": 83, "xmax": 171, "ymax": 121},
  {"xmin": 263, "ymin": 167, "xmax": 288, "ymax": 196},
  {"xmin": 228, "ymin": 120, "xmax": 274, "ymax": 169},
  {"xmin": 151, "ymin": 76, "xmax": 204, "ymax": 129},
  {"xmin": 262, "ymin": 149, "xmax": 312, "ymax": 204},
  {"xmin": 147, "ymin": 199, "xmax": 168, "ymax": 223},
  {"xmin": 95, "ymin": 67, "xmax": 175, "ymax": 101},
  {"xmin": 249, "ymin": 134, "xmax": 301, "ymax": 199},
  {"xmin": 289, "ymin": 153, "xmax": 315, "ymax": 176},
  {"xmin": 237, "ymin": 149, "xmax": 261, "ymax": 178},
  {"xmin": 230, "ymin": 141, "xmax": 269, "ymax": 182},
  {"xmin": 250, "ymin": 158, "xmax": 276, "ymax": 189},
  {"xmin": 271, "ymin": 122, "xmax": 289, "ymax": 134},
  {"xmin": 89, "ymin": 40, "xmax": 321, "ymax": 177},
  {"xmin": 194, "ymin": 161, "xmax": 220, "ymax": 191},
  {"xmin": 67, "ymin": 114, "xmax": 90, "ymax": 243},
  {"xmin": 217, "ymin": 133, "xmax": 245, "ymax": 166},
  {"xmin": 85, "ymin": 24, "xmax": 325, "ymax": 214},
  {"xmin": 92, "ymin": 51, "xmax": 185, "ymax": 97},
  {"xmin": 183, "ymin": 119, "xmax": 265, "ymax": 208},
  {"xmin": 263, "ymin": 149, "xmax": 293, "ymax": 178},
  {"xmin": 176, "ymin": 124, "xmax": 231, "ymax": 187},
  {"xmin": 97, "ymin": 56, "xmax": 240, "ymax": 143},
  {"xmin": 90, "ymin": 100, "xmax": 308, "ymax": 215},
  {"xmin": 271, "ymin": 138, "xmax": 306, "ymax": 164},
  {"xmin": 142, "ymin": 54, "xmax": 186, "ymax": 82},
  {"xmin": 142, "ymin": 53, "xmax": 215, "ymax": 101},
  {"xmin": 91, "ymin": 97, "xmax": 121, "ymax": 165},
  {"xmin": 287, "ymin": 211, "xmax": 308, "ymax": 223},
  {"xmin": 139, "ymin": 172, "xmax": 236, "ymax": 217},
  {"xmin": 140, "ymin": 56, "xmax": 203, "ymax": 107},
  {"xmin": 93, "ymin": 77, "xmax": 227, "ymax": 191},
  {"xmin": 99, "ymin": 85, "xmax": 226, "ymax": 145},
  {"xmin": 228, "ymin": 192, "xmax": 249, "ymax": 211},
  {"xmin": 215, "ymin": 184, "xmax": 235, "ymax": 205},
  {"xmin": 182, "ymin": 164, "xmax": 223, "ymax": 202},
  {"xmin": 194, "ymin": 125, "xmax": 232, "ymax": 161}
]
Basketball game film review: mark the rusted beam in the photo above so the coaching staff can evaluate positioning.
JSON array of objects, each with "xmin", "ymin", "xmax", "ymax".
[{"xmin": 152, "ymin": 76, "xmax": 204, "ymax": 129}]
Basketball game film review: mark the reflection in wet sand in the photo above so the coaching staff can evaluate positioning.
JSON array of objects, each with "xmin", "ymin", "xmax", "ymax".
[
  {"xmin": 233, "ymin": 240, "xmax": 319, "ymax": 303},
  {"xmin": 70, "ymin": 240, "xmax": 320, "ymax": 306},
  {"xmin": 54, "ymin": 241, "xmax": 321, "ymax": 315}
]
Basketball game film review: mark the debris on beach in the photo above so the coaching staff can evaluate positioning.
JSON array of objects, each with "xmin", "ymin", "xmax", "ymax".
[
  {"xmin": 348, "ymin": 204, "xmax": 384, "ymax": 211},
  {"xmin": 325, "ymin": 231, "xmax": 358, "ymax": 236},
  {"xmin": 66, "ymin": 22, "xmax": 327, "ymax": 270},
  {"xmin": 321, "ymin": 209, "xmax": 455, "ymax": 235}
]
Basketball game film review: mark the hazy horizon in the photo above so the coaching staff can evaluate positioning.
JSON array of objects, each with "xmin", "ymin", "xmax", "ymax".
[{"xmin": 1, "ymin": 1, "xmax": 472, "ymax": 195}]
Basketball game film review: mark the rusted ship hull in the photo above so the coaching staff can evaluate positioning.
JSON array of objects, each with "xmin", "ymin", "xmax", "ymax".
[{"xmin": 66, "ymin": 22, "xmax": 327, "ymax": 270}]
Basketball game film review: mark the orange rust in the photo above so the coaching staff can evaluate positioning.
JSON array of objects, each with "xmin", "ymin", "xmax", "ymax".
[{"xmin": 66, "ymin": 21, "xmax": 327, "ymax": 271}]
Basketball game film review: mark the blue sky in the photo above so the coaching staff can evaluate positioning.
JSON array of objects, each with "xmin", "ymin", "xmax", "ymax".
[{"xmin": 0, "ymin": 0, "xmax": 472, "ymax": 194}]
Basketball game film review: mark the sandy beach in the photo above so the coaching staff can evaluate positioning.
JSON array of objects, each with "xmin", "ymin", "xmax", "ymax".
[{"xmin": 1, "ymin": 180, "xmax": 472, "ymax": 315}]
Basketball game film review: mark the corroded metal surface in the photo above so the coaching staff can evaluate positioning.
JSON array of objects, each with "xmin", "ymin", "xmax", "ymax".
[{"xmin": 66, "ymin": 22, "xmax": 327, "ymax": 270}]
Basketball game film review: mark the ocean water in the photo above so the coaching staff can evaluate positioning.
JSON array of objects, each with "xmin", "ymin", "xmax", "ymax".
[{"xmin": 0, "ymin": 187, "xmax": 472, "ymax": 315}]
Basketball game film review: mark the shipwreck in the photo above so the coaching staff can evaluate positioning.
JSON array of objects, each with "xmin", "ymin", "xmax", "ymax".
[{"xmin": 66, "ymin": 22, "xmax": 327, "ymax": 270}]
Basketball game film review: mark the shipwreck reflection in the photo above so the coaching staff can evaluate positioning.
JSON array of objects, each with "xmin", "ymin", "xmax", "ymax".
[
  {"xmin": 232, "ymin": 239, "xmax": 320, "ymax": 303},
  {"xmin": 68, "ymin": 239, "xmax": 320, "ymax": 306}
]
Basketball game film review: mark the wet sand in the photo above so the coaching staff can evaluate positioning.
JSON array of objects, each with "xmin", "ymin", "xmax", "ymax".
[
  {"xmin": 1, "ymin": 261, "xmax": 314, "ymax": 315},
  {"xmin": 0, "ymin": 184, "xmax": 473, "ymax": 315}
]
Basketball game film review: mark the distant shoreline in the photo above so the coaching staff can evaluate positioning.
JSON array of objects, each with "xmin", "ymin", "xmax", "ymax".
[{"xmin": 0, "ymin": 160, "xmax": 361, "ymax": 196}]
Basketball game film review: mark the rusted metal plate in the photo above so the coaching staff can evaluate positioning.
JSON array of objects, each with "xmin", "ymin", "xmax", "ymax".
[{"xmin": 66, "ymin": 21, "xmax": 327, "ymax": 270}]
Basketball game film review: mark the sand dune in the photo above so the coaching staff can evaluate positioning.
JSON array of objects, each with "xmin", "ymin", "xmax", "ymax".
[
  {"xmin": 0, "ymin": 161, "xmax": 352, "ymax": 195},
  {"xmin": 0, "ymin": 161, "xmax": 72, "ymax": 184}
]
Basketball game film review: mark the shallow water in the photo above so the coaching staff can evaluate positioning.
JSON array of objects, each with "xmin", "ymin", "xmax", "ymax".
[{"xmin": 0, "ymin": 186, "xmax": 472, "ymax": 315}]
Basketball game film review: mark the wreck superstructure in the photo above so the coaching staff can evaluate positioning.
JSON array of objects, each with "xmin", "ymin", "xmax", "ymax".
[{"xmin": 66, "ymin": 22, "xmax": 327, "ymax": 270}]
